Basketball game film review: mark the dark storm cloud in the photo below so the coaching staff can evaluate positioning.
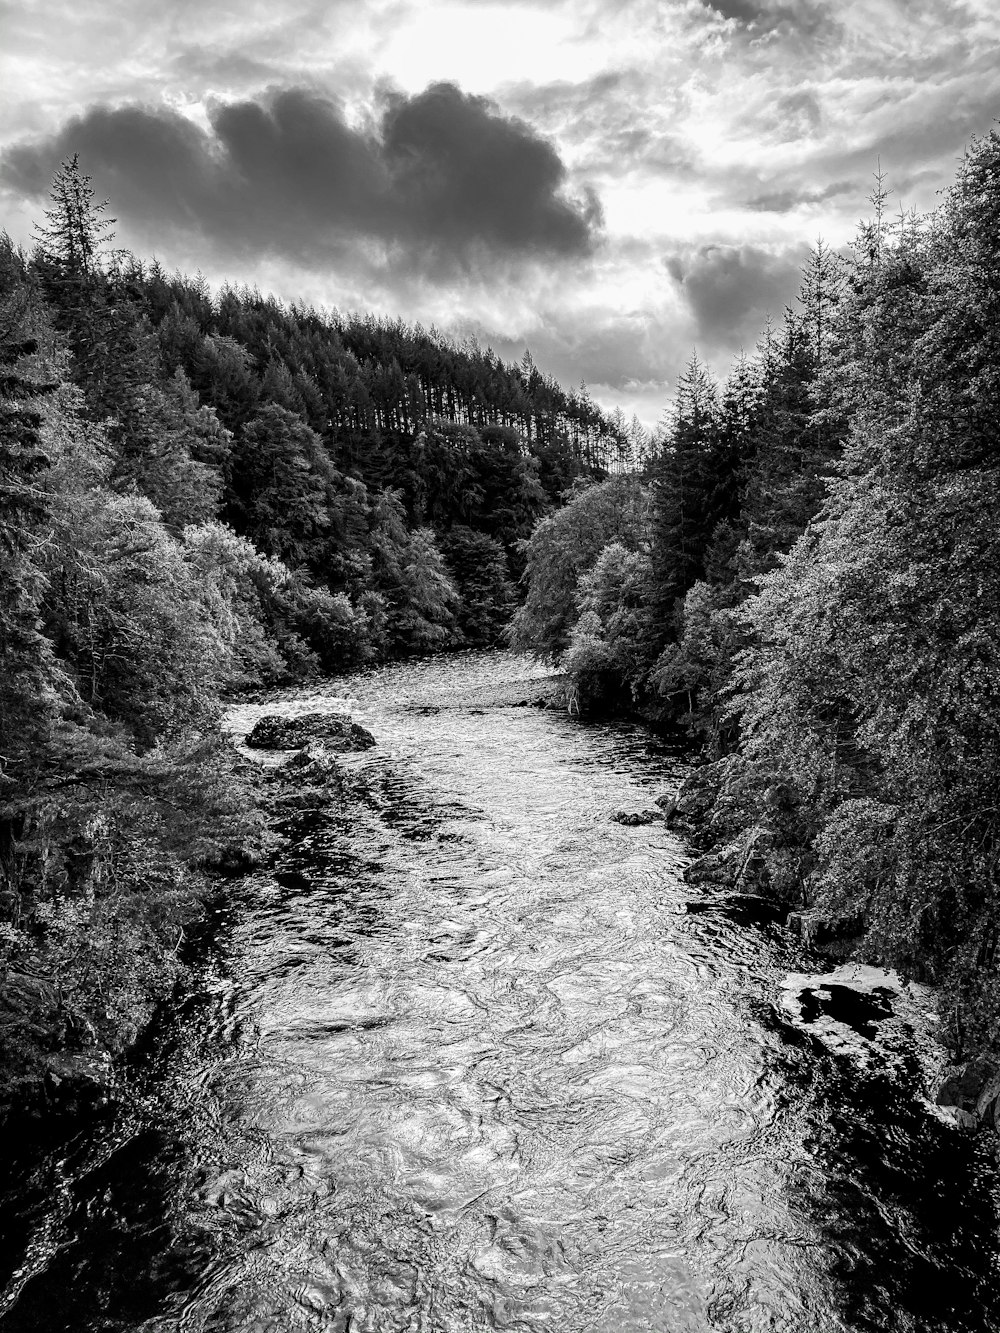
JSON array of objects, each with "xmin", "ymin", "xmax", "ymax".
[
  {"xmin": 668, "ymin": 243, "xmax": 807, "ymax": 344},
  {"xmin": 380, "ymin": 84, "xmax": 601, "ymax": 253},
  {"xmin": 0, "ymin": 83, "xmax": 602, "ymax": 271}
]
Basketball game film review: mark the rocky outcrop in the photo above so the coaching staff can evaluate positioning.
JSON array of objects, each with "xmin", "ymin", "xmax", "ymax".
[
  {"xmin": 656, "ymin": 778, "xmax": 713, "ymax": 824},
  {"xmin": 246, "ymin": 711, "xmax": 375, "ymax": 752},
  {"xmin": 935, "ymin": 1058, "xmax": 1000, "ymax": 1130}
]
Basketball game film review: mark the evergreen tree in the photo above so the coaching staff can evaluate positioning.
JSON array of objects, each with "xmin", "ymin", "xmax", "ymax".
[
  {"xmin": 441, "ymin": 526, "xmax": 516, "ymax": 645},
  {"xmin": 368, "ymin": 491, "xmax": 460, "ymax": 654},
  {"xmin": 0, "ymin": 331, "xmax": 59, "ymax": 822},
  {"xmin": 32, "ymin": 156, "xmax": 116, "ymax": 395},
  {"xmin": 650, "ymin": 354, "xmax": 722, "ymax": 631}
]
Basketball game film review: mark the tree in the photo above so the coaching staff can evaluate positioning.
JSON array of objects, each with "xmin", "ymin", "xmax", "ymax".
[
  {"xmin": 32, "ymin": 156, "xmax": 116, "ymax": 392},
  {"xmin": 711, "ymin": 130, "xmax": 1000, "ymax": 1057},
  {"xmin": 562, "ymin": 542, "xmax": 656, "ymax": 709},
  {"xmin": 368, "ymin": 491, "xmax": 459, "ymax": 654},
  {"xmin": 650, "ymin": 353, "xmax": 723, "ymax": 630},
  {"xmin": 0, "ymin": 330, "xmax": 61, "ymax": 840},
  {"xmin": 226, "ymin": 404, "xmax": 335, "ymax": 565},
  {"xmin": 441, "ymin": 526, "xmax": 516, "ymax": 645},
  {"xmin": 510, "ymin": 475, "xmax": 651, "ymax": 661}
]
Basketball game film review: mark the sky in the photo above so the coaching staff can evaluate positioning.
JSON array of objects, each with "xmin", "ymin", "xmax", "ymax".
[{"xmin": 1, "ymin": 0, "xmax": 998, "ymax": 427}]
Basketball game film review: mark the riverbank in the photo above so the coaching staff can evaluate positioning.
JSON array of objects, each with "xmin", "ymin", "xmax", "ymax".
[
  {"xmin": 673, "ymin": 756, "xmax": 1000, "ymax": 1134},
  {"xmin": 2, "ymin": 649, "xmax": 998, "ymax": 1332}
]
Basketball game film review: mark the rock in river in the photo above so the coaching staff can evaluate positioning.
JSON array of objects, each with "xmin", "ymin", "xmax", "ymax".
[
  {"xmin": 613, "ymin": 806, "xmax": 662, "ymax": 826},
  {"xmin": 246, "ymin": 711, "xmax": 375, "ymax": 752}
]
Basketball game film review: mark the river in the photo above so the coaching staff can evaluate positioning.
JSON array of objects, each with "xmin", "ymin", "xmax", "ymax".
[{"xmin": 1, "ymin": 651, "xmax": 999, "ymax": 1332}]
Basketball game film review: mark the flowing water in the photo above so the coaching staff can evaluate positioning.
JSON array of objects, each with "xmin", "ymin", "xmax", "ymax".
[{"xmin": 2, "ymin": 651, "xmax": 999, "ymax": 1332}]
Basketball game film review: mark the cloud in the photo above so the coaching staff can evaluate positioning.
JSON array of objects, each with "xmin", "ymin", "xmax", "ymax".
[
  {"xmin": 703, "ymin": 0, "xmax": 764, "ymax": 21},
  {"xmin": 486, "ymin": 310, "xmax": 684, "ymax": 392},
  {"xmin": 699, "ymin": 0, "xmax": 842, "ymax": 45},
  {"xmin": 742, "ymin": 179, "xmax": 858, "ymax": 213},
  {"xmin": 2, "ymin": 0, "xmax": 997, "ymax": 434},
  {"xmin": 667, "ymin": 242, "xmax": 807, "ymax": 346},
  {"xmin": 0, "ymin": 82, "xmax": 602, "ymax": 274},
  {"xmin": 768, "ymin": 90, "xmax": 823, "ymax": 140}
]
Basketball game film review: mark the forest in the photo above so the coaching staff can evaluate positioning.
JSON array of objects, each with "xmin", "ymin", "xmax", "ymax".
[
  {"xmin": 515, "ymin": 132, "xmax": 1000, "ymax": 1076},
  {"xmin": 3, "ymin": 128, "xmax": 999, "ymax": 1115},
  {"xmin": 0, "ymin": 156, "xmax": 632, "ymax": 1109}
]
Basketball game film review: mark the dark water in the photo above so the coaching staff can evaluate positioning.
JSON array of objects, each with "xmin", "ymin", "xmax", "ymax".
[{"xmin": 2, "ymin": 651, "xmax": 999, "ymax": 1332}]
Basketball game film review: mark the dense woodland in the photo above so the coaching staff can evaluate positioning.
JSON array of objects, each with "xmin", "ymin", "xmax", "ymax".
[
  {"xmin": 515, "ymin": 132, "xmax": 1000, "ymax": 1071},
  {"xmin": 3, "ymin": 129, "xmax": 999, "ymax": 1110},
  {"xmin": 0, "ymin": 156, "xmax": 634, "ymax": 1106}
]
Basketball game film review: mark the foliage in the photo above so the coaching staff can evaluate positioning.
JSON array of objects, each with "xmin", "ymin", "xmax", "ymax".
[
  {"xmin": 509, "ymin": 475, "xmax": 651, "ymax": 661},
  {"xmin": 562, "ymin": 543, "xmax": 655, "ymax": 709},
  {"xmin": 440, "ymin": 526, "xmax": 516, "ymax": 646},
  {"xmin": 707, "ymin": 132, "xmax": 1000, "ymax": 1056},
  {"xmin": 368, "ymin": 491, "xmax": 460, "ymax": 654},
  {"xmin": 1, "ymin": 154, "xmax": 655, "ymax": 1113},
  {"xmin": 512, "ymin": 131, "xmax": 1000, "ymax": 1075}
]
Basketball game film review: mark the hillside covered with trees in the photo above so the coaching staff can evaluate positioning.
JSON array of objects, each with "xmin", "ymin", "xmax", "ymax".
[
  {"xmin": 515, "ymin": 132, "xmax": 1000, "ymax": 1080},
  {"xmin": 0, "ymin": 157, "xmax": 640, "ymax": 1109}
]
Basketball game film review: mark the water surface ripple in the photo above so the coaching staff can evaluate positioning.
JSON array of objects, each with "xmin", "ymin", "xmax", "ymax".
[{"xmin": 2, "ymin": 651, "xmax": 999, "ymax": 1332}]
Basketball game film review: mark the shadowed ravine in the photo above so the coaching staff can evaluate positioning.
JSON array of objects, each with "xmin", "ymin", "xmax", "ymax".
[{"xmin": 1, "ymin": 652, "xmax": 999, "ymax": 1332}]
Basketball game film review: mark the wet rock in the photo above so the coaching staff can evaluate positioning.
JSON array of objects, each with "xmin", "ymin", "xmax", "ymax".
[
  {"xmin": 685, "ymin": 850, "xmax": 733, "ymax": 886},
  {"xmin": 785, "ymin": 910, "xmax": 864, "ymax": 949},
  {"xmin": 936, "ymin": 1057, "xmax": 1000, "ymax": 1130},
  {"xmin": 246, "ymin": 711, "xmax": 375, "ymax": 752},
  {"xmin": 613, "ymin": 807, "xmax": 662, "ymax": 826},
  {"xmin": 976, "ymin": 1070, "xmax": 1000, "ymax": 1128},
  {"xmin": 269, "ymin": 744, "xmax": 349, "ymax": 811},
  {"xmin": 952, "ymin": 1107, "xmax": 981, "ymax": 1130},
  {"xmin": 654, "ymin": 785, "xmax": 685, "ymax": 820},
  {"xmin": 282, "ymin": 743, "xmax": 344, "ymax": 777},
  {"xmin": 206, "ymin": 841, "xmax": 267, "ymax": 877},
  {"xmin": 202, "ymin": 1168, "xmax": 248, "ymax": 1207}
]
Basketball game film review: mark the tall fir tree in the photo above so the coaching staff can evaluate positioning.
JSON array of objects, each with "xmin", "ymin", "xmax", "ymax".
[{"xmin": 651, "ymin": 353, "xmax": 722, "ymax": 634}]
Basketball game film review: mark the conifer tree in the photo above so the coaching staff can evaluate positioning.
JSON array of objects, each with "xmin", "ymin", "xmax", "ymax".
[
  {"xmin": 650, "ymin": 353, "xmax": 721, "ymax": 631},
  {"xmin": 32, "ymin": 156, "xmax": 115, "ymax": 390},
  {"xmin": 0, "ymin": 332, "xmax": 58, "ymax": 812}
]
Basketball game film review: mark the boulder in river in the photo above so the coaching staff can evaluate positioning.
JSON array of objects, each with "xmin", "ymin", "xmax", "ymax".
[
  {"xmin": 246, "ymin": 711, "xmax": 375, "ymax": 752},
  {"xmin": 613, "ymin": 806, "xmax": 662, "ymax": 826},
  {"xmin": 268, "ymin": 743, "xmax": 351, "ymax": 812}
]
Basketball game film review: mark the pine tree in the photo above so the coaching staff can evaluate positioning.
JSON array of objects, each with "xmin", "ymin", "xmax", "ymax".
[
  {"xmin": 651, "ymin": 353, "xmax": 721, "ymax": 632},
  {"xmin": 32, "ymin": 156, "xmax": 116, "ymax": 390},
  {"xmin": 0, "ymin": 328, "xmax": 60, "ymax": 877}
]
